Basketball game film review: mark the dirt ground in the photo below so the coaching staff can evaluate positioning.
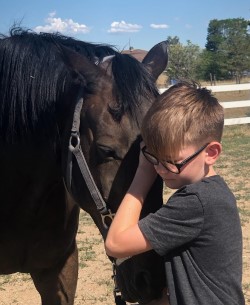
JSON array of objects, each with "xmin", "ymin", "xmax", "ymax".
[
  {"xmin": 0, "ymin": 211, "xmax": 117, "ymax": 305},
  {"xmin": 0, "ymin": 202, "xmax": 249, "ymax": 305},
  {"xmin": 0, "ymin": 87, "xmax": 249, "ymax": 304}
]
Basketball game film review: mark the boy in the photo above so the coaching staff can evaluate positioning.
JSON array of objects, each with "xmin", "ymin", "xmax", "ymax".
[{"xmin": 105, "ymin": 81, "xmax": 245, "ymax": 305}]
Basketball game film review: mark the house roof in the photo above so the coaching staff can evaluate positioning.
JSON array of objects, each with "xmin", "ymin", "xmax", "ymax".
[
  {"xmin": 122, "ymin": 48, "xmax": 168, "ymax": 87},
  {"xmin": 121, "ymin": 49, "xmax": 147, "ymax": 62}
]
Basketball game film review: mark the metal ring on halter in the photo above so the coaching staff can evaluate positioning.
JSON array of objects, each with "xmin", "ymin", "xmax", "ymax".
[
  {"xmin": 69, "ymin": 133, "xmax": 80, "ymax": 152},
  {"xmin": 101, "ymin": 209, "xmax": 116, "ymax": 229}
]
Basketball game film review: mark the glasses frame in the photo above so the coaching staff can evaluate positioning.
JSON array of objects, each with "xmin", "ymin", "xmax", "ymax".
[{"xmin": 141, "ymin": 143, "xmax": 209, "ymax": 174}]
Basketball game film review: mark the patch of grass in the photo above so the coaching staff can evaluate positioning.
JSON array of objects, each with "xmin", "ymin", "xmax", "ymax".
[
  {"xmin": 78, "ymin": 240, "xmax": 96, "ymax": 261},
  {"xmin": 96, "ymin": 278, "xmax": 113, "ymax": 294},
  {"xmin": 0, "ymin": 273, "xmax": 31, "ymax": 287},
  {"xmin": 216, "ymin": 126, "xmax": 250, "ymax": 178},
  {"xmin": 238, "ymin": 208, "xmax": 250, "ymax": 217},
  {"xmin": 223, "ymin": 125, "xmax": 250, "ymax": 139},
  {"xmin": 243, "ymin": 283, "xmax": 250, "ymax": 301},
  {"xmin": 218, "ymin": 125, "xmax": 250, "ymax": 304},
  {"xmin": 238, "ymin": 207, "xmax": 250, "ymax": 226},
  {"xmin": 79, "ymin": 212, "xmax": 95, "ymax": 226},
  {"xmin": 0, "ymin": 274, "xmax": 13, "ymax": 286}
]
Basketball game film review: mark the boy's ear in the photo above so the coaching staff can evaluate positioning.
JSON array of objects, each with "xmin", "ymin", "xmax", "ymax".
[{"xmin": 205, "ymin": 142, "xmax": 222, "ymax": 165}]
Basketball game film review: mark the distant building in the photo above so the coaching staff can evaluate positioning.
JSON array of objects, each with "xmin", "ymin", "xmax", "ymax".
[
  {"xmin": 121, "ymin": 49, "xmax": 147, "ymax": 62},
  {"xmin": 122, "ymin": 49, "xmax": 168, "ymax": 88}
]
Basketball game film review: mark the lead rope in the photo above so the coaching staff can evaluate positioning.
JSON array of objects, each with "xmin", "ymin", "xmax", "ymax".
[
  {"xmin": 112, "ymin": 261, "xmax": 127, "ymax": 305},
  {"xmin": 65, "ymin": 97, "xmax": 127, "ymax": 305}
]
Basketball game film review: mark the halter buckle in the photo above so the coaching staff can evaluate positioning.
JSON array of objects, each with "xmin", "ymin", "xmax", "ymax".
[
  {"xmin": 69, "ymin": 132, "xmax": 80, "ymax": 152},
  {"xmin": 101, "ymin": 209, "xmax": 115, "ymax": 229}
]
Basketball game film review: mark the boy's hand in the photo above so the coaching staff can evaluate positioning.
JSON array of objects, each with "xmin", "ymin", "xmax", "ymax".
[
  {"xmin": 137, "ymin": 141, "xmax": 157, "ymax": 179},
  {"xmin": 127, "ymin": 142, "xmax": 157, "ymax": 203}
]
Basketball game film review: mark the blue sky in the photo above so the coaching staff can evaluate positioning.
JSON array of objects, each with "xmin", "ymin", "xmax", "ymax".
[{"xmin": 0, "ymin": 0, "xmax": 249, "ymax": 51}]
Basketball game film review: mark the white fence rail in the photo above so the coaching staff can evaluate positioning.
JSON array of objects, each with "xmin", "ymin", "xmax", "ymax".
[{"xmin": 159, "ymin": 84, "xmax": 250, "ymax": 126}]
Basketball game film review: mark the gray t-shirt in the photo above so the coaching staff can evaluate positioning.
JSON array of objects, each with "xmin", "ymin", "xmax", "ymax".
[{"xmin": 139, "ymin": 175, "xmax": 245, "ymax": 305}]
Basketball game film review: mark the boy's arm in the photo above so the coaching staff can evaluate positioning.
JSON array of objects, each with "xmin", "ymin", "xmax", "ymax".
[{"xmin": 105, "ymin": 148, "xmax": 157, "ymax": 258}]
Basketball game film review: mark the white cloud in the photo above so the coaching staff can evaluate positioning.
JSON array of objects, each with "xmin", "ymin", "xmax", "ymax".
[
  {"xmin": 108, "ymin": 20, "xmax": 142, "ymax": 33},
  {"xmin": 150, "ymin": 24, "xmax": 169, "ymax": 29},
  {"xmin": 185, "ymin": 24, "xmax": 193, "ymax": 29},
  {"xmin": 33, "ymin": 12, "xmax": 91, "ymax": 34}
]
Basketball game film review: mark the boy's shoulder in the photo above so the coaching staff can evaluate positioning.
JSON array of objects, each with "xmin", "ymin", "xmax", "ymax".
[
  {"xmin": 183, "ymin": 175, "xmax": 229, "ymax": 193},
  {"xmin": 179, "ymin": 175, "xmax": 236, "ymax": 208},
  {"xmin": 198, "ymin": 174, "xmax": 226, "ymax": 186}
]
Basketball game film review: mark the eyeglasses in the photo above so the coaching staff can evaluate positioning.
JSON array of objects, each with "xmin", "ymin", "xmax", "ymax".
[{"xmin": 141, "ymin": 143, "xmax": 209, "ymax": 174}]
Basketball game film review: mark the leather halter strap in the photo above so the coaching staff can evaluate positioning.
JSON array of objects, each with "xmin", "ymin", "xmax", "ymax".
[
  {"xmin": 65, "ymin": 97, "xmax": 127, "ymax": 305},
  {"xmin": 65, "ymin": 97, "xmax": 109, "ymax": 215}
]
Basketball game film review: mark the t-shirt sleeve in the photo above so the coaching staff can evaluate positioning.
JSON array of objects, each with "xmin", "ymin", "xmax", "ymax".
[{"xmin": 138, "ymin": 190, "xmax": 204, "ymax": 256}]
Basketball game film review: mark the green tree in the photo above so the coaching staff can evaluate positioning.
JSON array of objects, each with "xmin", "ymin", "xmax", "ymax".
[
  {"xmin": 196, "ymin": 49, "xmax": 228, "ymax": 83},
  {"xmin": 205, "ymin": 18, "xmax": 250, "ymax": 83},
  {"xmin": 166, "ymin": 37, "xmax": 201, "ymax": 82},
  {"xmin": 166, "ymin": 36, "xmax": 180, "ymax": 46}
]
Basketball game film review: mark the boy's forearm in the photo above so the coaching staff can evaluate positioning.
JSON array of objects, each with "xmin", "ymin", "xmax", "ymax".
[
  {"xmin": 127, "ymin": 164, "xmax": 157, "ymax": 203},
  {"xmin": 105, "ymin": 162, "xmax": 157, "ymax": 256},
  {"xmin": 107, "ymin": 166, "xmax": 154, "ymax": 234}
]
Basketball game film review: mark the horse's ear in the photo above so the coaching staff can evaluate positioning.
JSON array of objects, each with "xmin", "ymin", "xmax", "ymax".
[
  {"xmin": 98, "ymin": 55, "xmax": 115, "ymax": 77},
  {"xmin": 56, "ymin": 44, "xmax": 102, "ymax": 83},
  {"xmin": 142, "ymin": 41, "xmax": 168, "ymax": 82}
]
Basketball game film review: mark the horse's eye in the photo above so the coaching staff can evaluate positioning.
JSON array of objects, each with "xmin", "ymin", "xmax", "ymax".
[{"xmin": 96, "ymin": 145, "xmax": 122, "ymax": 162}]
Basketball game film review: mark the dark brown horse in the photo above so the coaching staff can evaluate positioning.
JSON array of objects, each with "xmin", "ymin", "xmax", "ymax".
[{"xmin": 0, "ymin": 28, "xmax": 168, "ymax": 304}]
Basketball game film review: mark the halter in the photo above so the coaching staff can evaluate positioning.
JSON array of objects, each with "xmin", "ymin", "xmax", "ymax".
[
  {"xmin": 65, "ymin": 97, "xmax": 115, "ymax": 229},
  {"xmin": 65, "ymin": 54, "xmax": 116, "ymax": 228},
  {"xmin": 64, "ymin": 96, "xmax": 126, "ymax": 305}
]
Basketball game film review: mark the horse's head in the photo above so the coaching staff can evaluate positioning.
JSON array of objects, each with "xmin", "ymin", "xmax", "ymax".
[
  {"xmin": 60, "ymin": 41, "xmax": 168, "ymax": 303},
  {"xmin": 61, "ymin": 40, "xmax": 168, "ymax": 217}
]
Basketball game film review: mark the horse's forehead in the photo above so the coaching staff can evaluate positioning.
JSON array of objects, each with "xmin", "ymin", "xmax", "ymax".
[
  {"xmin": 94, "ymin": 111, "xmax": 139, "ymax": 140},
  {"xmin": 86, "ymin": 95, "xmax": 133, "ymax": 125},
  {"xmin": 84, "ymin": 102, "xmax": 139, "ymax": 145},
  {"xmin": 96, "ymin": 122, "xmax": 140, "ymax": 160}
]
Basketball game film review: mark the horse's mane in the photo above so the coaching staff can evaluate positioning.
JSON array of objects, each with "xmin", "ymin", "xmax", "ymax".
[
  {"xmin": 0, "ymin": 28, "xmax": 76, "ymax": 142},
  {"xmin": 40, "ymin": 31, "xmax": 118, "ymax": 62},
  {"xmin": 40, "ymin": 31, "xmax": 159, "ymax": 120},
  {"xmin": 110, "ymin": 53, "xmax": 158, "ymax": 121},
  {"xmin": 0, "ymin": 27, "xmax": 158, "ymax": 142}
]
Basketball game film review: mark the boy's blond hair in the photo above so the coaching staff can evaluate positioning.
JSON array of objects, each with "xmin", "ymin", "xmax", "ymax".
[{"xmin": 141, "ymin": 81, "xmax": 224, "ymax": 160}]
